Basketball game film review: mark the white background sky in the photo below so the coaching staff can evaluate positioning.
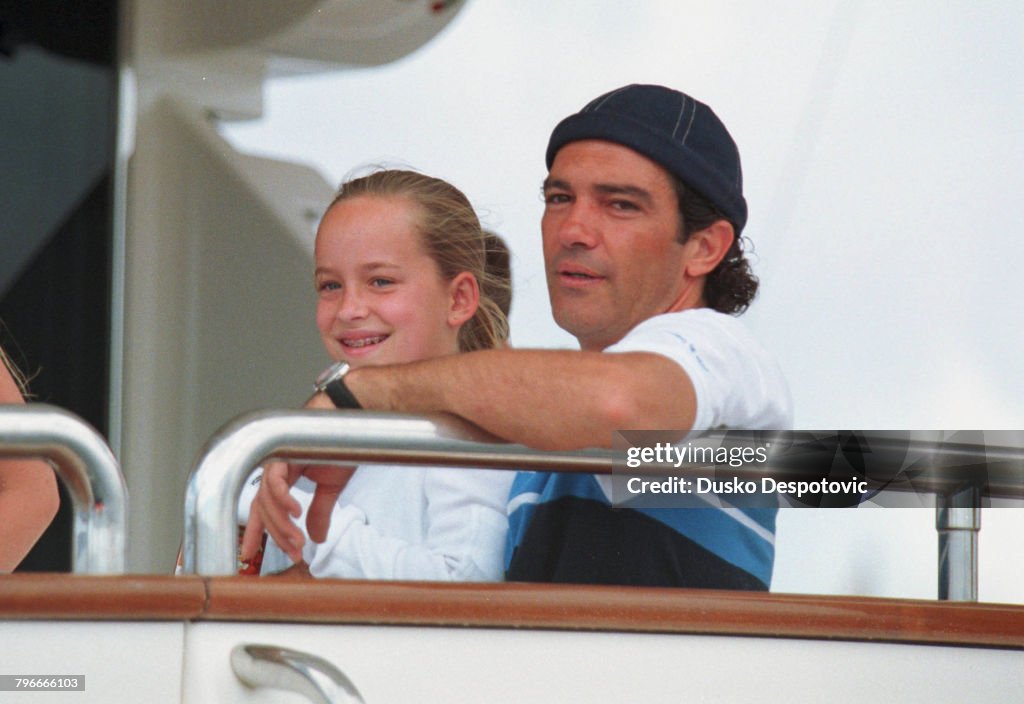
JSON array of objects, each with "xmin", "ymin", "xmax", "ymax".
[{"xmin": 223, "ymin": 1, "xmax": 1024, "ymax": 601}]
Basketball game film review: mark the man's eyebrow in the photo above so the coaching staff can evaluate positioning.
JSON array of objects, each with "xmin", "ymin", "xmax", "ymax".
[
  {"xmin": 593, "ymin": 183, "xmax": 654, "ymax": 206},
  {"xmin": 541, "ymin": 179, "xmax": 653, "ymax": 206}
]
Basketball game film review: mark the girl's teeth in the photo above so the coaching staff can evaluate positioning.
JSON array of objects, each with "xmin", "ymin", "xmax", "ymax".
[{"xmin": 345, "ymin": 335, "xmax": 386, "ymax": 348}]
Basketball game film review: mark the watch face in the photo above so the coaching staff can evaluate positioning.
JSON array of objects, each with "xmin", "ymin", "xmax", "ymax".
[{"xmin": 315, "ymin": 361, "xmax": 349, "ymax": 389}]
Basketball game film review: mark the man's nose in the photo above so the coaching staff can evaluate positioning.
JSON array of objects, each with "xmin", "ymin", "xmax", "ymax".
[{"xmin": 556, "ymin": 202, "xmax": 599, "ymax": 249}]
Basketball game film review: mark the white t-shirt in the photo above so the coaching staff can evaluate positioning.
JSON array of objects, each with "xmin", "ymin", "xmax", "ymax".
[
  {"xmin": 587, "ymin": 309, "xmax": 791, "ymax": 508},
  {"xmin": 606, "ymin": 308, "xmax": 792, "ymax": 432}
]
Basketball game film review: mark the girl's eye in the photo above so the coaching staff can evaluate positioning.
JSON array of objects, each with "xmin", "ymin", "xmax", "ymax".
[
  {"xmin": 370, "ymin": 278, "xmax": 394, "ymax": 287},
  {"xmin": 317, "ymin": 281, "xmax": 340, "ymax": 293}
]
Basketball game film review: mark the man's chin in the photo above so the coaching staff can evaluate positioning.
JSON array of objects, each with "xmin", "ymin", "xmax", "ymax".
[{"xmin": 552, "ymin": 310, "xmax": 609, "ymax": 347}]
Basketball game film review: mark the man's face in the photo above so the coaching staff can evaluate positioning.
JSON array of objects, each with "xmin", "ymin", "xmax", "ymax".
[{"xmin": 542, "ymin": 140, "xmax": 695, "ymax": 351}]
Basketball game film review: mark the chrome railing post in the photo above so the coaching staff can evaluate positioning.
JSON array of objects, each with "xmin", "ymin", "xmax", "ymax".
[
  {"xmin": 0, "ymin": 404, "xmax": 127, "ymax": 573},
  {"xmin": 936, "ymin": 484, "xmax": 980, "ymax": 601}
]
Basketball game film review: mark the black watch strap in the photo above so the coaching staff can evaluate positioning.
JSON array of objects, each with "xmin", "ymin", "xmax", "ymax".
[{"xmin": 324, "ymin": 377, "xmax": 362, "ymax": 409}]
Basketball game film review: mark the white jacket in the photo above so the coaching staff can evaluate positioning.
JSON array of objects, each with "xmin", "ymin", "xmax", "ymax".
[{"xmin": 242, "ymin": 465, "xmax": 512, "ymax": 581}]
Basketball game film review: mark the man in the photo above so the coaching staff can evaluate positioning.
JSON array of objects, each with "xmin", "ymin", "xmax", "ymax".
[{"xmin": 247, "ymin": 84, "xmax": 792, "ymax": 590}]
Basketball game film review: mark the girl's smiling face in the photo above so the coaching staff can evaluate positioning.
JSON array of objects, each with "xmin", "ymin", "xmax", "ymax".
[{"xmin": 314, "ymin": 195, "xmax": 477, "ymax": 367}]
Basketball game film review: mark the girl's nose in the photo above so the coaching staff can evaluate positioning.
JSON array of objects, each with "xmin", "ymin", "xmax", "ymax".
[{"xmin": 336, "ymin": 288, "xmax": 369, "ymax": 321}]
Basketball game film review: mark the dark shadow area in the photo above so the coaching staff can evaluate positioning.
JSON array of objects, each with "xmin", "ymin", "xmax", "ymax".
[{"xmin": 0, "ymin": 0, "xmax": 117, "ymax": 572}]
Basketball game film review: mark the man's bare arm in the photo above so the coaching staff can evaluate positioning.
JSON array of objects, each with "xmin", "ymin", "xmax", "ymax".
[
  {"xmin": 344, "ymin": 348, "xmax": 696, "ymax": 450},
  {"xmin": 245, "ymin": 348, "xmax": 696, "ymax": 554}
]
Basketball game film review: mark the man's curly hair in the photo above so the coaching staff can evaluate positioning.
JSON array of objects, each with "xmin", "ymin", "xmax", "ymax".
[{"xmin": 672, "ymin": 176, "xmax": 758, "ymax": 315}]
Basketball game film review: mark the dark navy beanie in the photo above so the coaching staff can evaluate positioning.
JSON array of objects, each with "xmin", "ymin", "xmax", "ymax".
[{"xmin": 546, "ymin": 84, "xmax": 747, "ymax": 234}]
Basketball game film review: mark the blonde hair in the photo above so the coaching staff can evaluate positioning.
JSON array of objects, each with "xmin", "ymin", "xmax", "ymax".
[
  {"xmin": 328, "ymin": 169, "xmax": 511, "ymax": 352},
  {"xmin": 0, "ymin": 346, "xmax": 28, "ymax": 397}
]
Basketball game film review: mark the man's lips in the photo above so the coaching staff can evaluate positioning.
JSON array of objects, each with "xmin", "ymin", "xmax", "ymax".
[{"xmin": 556, "ymin": 262, "xmax": 605, "ymax": 285}]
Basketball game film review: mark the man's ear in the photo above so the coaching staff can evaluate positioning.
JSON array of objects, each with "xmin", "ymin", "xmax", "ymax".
[
  {"xmin": 683, "ymin": 220, "xmax": 735, "ymax": 277},
  {"xmin": 447, "ymin": 271, "xmax": 480, "ymax": 328}
]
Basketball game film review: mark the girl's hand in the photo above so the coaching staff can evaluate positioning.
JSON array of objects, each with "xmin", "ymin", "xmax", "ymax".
[
  {"xmin": 303, "ymin": 464, "xmax": 357, "ymax": 543},
  {"xmin": 240, "ymin": 391, "xmax": 357, "ymax": 564},
  {"xmin": 241, "ymin": 459, "xmax": 304, "ymax": 563},
  {"xmin": 240, "ymin": 461, "xmax": 356, "ymax": 563}
]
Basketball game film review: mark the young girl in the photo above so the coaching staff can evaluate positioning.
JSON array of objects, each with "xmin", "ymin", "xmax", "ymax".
[
  {"xmin": 0, "ymin": 346, "xmax": 59, "ymax": 571},
  {"xmin": 241, "ymin": 169, "xmax": 513, "ymax": 581}
]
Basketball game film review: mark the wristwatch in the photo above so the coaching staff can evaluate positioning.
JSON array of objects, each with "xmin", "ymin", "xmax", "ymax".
[{"xmin": 314, "ymin": 361, "xmax": 362, "ymax": 409}]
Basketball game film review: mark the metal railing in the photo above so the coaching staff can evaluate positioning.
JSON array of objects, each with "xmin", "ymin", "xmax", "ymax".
[
  {"xmin": 182, "ymin": 411, "xmax": 1024, "ymax": 601},
  {"xmin": 182, "ymin": 410, "xmax": 610, "ymax": 575},
  {"xmin": 0, "ymin": 404, "xmax": 127, "ymax": 573}
]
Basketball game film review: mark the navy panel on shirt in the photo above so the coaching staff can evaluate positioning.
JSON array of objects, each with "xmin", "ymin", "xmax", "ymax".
[{"xmin": 505, "ymin": 471, "xmax": 774, "ymax": 589}]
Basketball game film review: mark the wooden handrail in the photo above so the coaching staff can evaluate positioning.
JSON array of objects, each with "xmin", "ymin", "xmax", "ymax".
[
  {"xmin": 2, "ymin": 575, "xmax": 1022, "ymax": 650},
  {"xmin": 0, "ymin": 575, "xmax": 205, "ymax": 620}
]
